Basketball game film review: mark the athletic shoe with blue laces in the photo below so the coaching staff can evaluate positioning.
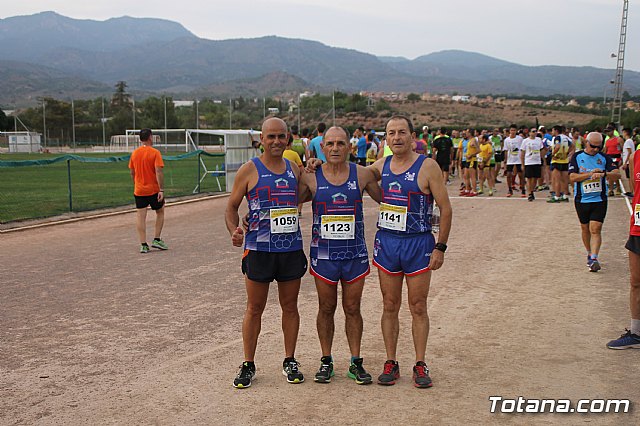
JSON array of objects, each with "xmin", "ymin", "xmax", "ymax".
[{"xmin": 607, "ymin": 330, "xmax": 640, "ymax": 350}]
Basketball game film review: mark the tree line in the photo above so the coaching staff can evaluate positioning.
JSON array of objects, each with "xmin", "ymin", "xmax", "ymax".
[{"xmin": 6, "ymin": 82, "xmax": 391, "ymax": 146}]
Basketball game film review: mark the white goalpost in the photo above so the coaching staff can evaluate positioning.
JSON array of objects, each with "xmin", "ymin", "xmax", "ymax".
[{"xmin": 119, "ymin": 129, "xmax": 261, "ymax": 193}]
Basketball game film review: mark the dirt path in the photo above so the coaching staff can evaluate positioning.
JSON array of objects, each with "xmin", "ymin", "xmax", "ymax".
[{"xmin": 1, "ymin": 182, "xmax": 638, "ymax": 425}]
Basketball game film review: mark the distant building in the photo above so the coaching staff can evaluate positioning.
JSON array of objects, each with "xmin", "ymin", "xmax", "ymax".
[{"xmin": 451, "ymin": 95, "xmax": 470, "ymax": 102}]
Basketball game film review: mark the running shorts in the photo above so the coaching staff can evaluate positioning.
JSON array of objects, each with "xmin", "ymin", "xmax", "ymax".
[
  {"xmin": 135, "ymin": 194, "xmax": 165, "ymax": 210},
  {"xmin": 625, "ymin": 235, "xmax": 640, "ymax": 255},
  {"xmin": 574, "ymin": 200, "xmax": 607, "ymax": 224},
  {"xmin": 242, "ymin": 249, "xmax": 307, "ymax": 283},
  {"xmin": 310, "ymin": 257, "xmax": 370, "ymax": 285},
  {"xmin": 372, "ymin": 231, "xmax": 435, "ymax": 276},
  {"xmin": 524, "ymin": 164, "xmax": 542, "ymax": 179}
]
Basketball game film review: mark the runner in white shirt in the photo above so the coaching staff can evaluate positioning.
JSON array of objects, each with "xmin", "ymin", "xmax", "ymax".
[
  {"xmin": 503, "ymin": 124, "xmax": 525, "ymax": 197},
  {"xmin": 520, "ymin": 128, "xmax": 547, "ymax": 201},
  {"xmin": 622, "ymin": 127, "xmax": 635, "ymax": 197}
]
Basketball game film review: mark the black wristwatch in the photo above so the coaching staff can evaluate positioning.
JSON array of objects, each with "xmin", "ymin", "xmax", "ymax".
[{"xmin": 434, "ymin": 242, "xmax": 447, "ymax": 253}]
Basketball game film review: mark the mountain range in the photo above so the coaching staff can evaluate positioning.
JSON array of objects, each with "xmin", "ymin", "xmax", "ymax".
[{"xmin": 1, "ymin": 11, "xmax": 638, "ymax": 107}]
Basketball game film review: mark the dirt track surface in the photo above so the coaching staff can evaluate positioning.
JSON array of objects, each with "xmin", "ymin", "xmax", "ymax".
[{"xmin": 1, "ymin": 181, "xmax": 639, "ymax": 425}]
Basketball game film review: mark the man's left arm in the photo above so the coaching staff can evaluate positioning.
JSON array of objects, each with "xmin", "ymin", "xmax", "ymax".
[
  {"xmin": 422, "ymin": 159, "xmax": 452, "ymax": 271},
  {"xmin": 156, "ymin": 167, "xmax": 165, "ymax": 201},
  {"xmin": 605, "ymin": 154, "xmax": 621, "ymax": 179}
]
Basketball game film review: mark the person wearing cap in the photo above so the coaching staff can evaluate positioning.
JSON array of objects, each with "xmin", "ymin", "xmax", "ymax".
[
  {"xmin": 538, "ymin": 126, "xmax": 552, "ymax": 191},
  {"xmin": 129, "ymin": 128, "xmax": 168, "ymax": 254},
  {"xmin": 603, "ymin": 126, "xmax": 623, "ymax": 196},
  {"xmin": 548, "ymin": 125, "xmax": 573, "ymax": 203}
]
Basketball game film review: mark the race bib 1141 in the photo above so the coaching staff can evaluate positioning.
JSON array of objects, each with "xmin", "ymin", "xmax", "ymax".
[{"xmin": 378, "ymin": 202, "xmax": 407, "ymax": 231}]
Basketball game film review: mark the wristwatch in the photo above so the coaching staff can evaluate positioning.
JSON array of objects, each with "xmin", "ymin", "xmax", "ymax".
[{"xmin": 434, "ymin": 242, "xmax": 447, "ymax": 253}]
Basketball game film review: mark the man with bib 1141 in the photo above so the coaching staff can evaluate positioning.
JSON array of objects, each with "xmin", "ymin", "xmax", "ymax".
[{"xmin": 368, "ymin": 116, "xmax": 452, "ymax": 388}]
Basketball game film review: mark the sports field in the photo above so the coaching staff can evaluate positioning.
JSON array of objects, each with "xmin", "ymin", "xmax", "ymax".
[
  {"xmin": 0, "ymin": 153, "xmax": 225, "ymax": 223},
  {"xmin": 0, "ymin": 183, "xmax": 638, "ymax": 424}
]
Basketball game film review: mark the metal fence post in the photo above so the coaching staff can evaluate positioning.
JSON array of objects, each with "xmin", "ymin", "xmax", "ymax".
[{"xmin": 67, "ymin": 159, "xmax": 73, "ymax": 212}]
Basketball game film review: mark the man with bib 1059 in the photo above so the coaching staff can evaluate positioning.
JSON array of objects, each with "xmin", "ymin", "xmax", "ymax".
[{"xmin": 225, "ymin": 117, "xmax": 307, "ymax": 388}]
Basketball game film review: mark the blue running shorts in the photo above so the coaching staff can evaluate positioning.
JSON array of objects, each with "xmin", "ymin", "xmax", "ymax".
[
  {"xmin": 310, "ymin": 257, "xmax": 370, "ymax": 285},
  {"xmin": 372, "ymin": 231, "xmax": 435, "ymax": 276}
]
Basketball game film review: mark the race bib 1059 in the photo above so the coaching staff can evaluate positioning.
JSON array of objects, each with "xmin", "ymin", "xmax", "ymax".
[{"xmin": 270, "ymin": 208, "xmax": 299, "ymax": 233}]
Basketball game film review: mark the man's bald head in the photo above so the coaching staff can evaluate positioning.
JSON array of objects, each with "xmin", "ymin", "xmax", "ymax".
[
  {"xmin": 262, "ymin": 117, "xmax": 287, "ymax": 133},
  {"xmin": 586, "ymin": 132, "xmax": 603, "ymax": 145},
  {"xmin": 324, "ymin": 126, "xmax": 349, "ymax": 140}
]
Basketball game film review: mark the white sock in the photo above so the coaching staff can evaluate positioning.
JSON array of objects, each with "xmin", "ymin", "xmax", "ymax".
[{"xmin": 631, "ymin": 319, "xmax": 640, "ymax": 335}]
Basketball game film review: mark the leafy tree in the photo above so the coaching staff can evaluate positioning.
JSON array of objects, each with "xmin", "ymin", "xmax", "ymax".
[
  {"xmin": 111, "ymin": 81, "xmax": 132, "ymax": 109},
  {"xmin": 137, "ymin": 96, "xmax": 179, "ymax": 130},
  {"xmin": 407, "ymin": 93, "xmax": 421, "ymax": 102}
]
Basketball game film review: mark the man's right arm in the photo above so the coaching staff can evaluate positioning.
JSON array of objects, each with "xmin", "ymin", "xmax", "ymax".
[{"xmin": 225, "ymin": 162, "xmax": 253, "ymax": 246}]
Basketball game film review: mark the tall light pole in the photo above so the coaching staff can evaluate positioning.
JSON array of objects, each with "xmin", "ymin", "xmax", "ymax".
[
  {"xmin": 132, "ymin": 96, "xmax": 136, "ymax": 131},
  {"xmin": 297, "ymin": 93, "xmax": 301, "ymax": 130},
  {"xmin": 164, "ymin": 96, "xmax": 168, "ymax": 153},
  {"xmin": 42, "ymin": 99, "xmax": 47, "ymax": 148},
  {"xmin": 101, "ymin": 97, "xmax": 106, "ymax": 151},
  {"xmin": 229, "ymin": 98, "xmax": 233, "ymax": 129},
  {"xmin": 195, "ymin": 98, "xmax": 200, "ymax": 146},
  {"xmin": 332, "ymin": 90, "xmax": 336, "ymax": 126},
  {"xmin": 71, "ymin": 98, "xmax": 76, "ymax": 149},
  {"xmin": 611, "ymin": 0, "xmax": 629, "ymax": 126}
]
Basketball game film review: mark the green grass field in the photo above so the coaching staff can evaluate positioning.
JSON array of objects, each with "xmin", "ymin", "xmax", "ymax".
[{"xmin": 0, "ymin": 152, "xmax": 225, "ymax": 223}]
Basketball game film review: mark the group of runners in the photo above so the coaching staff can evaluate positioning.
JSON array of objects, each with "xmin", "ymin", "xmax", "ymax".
[
  {"xmin": 224, "ymin": 116, "xmax": 452, "ymax": 389},
  {"xmin": 129, "ymin": 118, "xmax": 640, "ymax": 393}
]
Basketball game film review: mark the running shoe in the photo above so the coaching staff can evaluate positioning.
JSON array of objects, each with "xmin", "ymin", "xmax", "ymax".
[
  {"xmin": 528, "ymin": 194, "xmax": 535, "ymax": 202},
  {"xmin": 477, "ymin": 189, "xmax": 484, "ymax": 195},
  {"xmin": 314, "ymin": 356, "xmax": 334, "ymax": 383},
  {"xmin": 412, "ymin": 361, "xmax": 433, "ymax": 388},
  {"xmin": 467, "ymin": 191, "xmax": 478, "ymax": 197},
  {"xmin": 495, "ymin": 179, "xmax": 502, "ymax": 184},
  {"xmin": 561, "ymin": 195, "xmax": 569, "ymax": 202},
  {"xmin": 347, "ymin": 357, "xmax": 372, "ymax": 385},
  {"xmin": 283, "ymin": 358, "xmax": 304, "ymax": 383},
  {"xmin": 488, "ymin": 189, "xmax": 494, "ymax": 196},
  {"xmin": 547, "ymin": 197, "xmax": 560, "ymax": 203},
  {"xmin": 608, "ymin": 189, "xmax": 615, "ymax": 197},
  {"xmin": 520, "ymin": 192, "xmax": 527, "ymax": 198},
  {"xmin": 151, "ymin": 238, "xmax": 168, "ymax": 250},
  {"xmin": 589, "ymin": 259, "xmax": 601, "ymax": 272},
  {"xmin": 140, "ymin": 244, "xmax": 150, "ymax": 254},
  {"xmin": 606, "ymin": 329, "xmax": 640, "ymax": 349},
  {"xmin": 233, "ymin": 362, "xmax": 256, "ymax": 388},
  {"xmin": 542, "ymin": 185, "xmax": 550, "ymax": 190},
  {"xmin": 624, "ymin": 192, "xmax": 634, "ymax": 198},
  {"xmin": 506, "ymin": 191, "xmax": 513, "ymax": 198},
  {"xmin": 377, "ymin": 360, "xmax": 400, "ymax": 385}
]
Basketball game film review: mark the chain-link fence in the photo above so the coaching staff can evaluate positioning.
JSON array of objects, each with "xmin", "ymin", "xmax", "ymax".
[{"xmin": 0, "ymin": 151, "xmax": 224, "ymax": 223}]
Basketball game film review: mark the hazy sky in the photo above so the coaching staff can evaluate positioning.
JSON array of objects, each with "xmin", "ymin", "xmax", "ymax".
[{"xmin": 2, "ymin": 0, "xmax": 638, "ymax": 71}]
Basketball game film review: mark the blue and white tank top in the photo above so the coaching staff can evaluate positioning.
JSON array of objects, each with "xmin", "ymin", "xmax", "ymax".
[
  {"xmin": 311, "ymin": 163, "xmax": 366, "ymax": 260},
  {"xmin": 378, "ymin": 155, "xmax": 433, "ymax": 235},
  {"xmin": 245, "ymin": 157, "xmax": 303, "ymax": 252}
]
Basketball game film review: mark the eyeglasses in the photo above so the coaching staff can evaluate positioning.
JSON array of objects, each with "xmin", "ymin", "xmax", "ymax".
[{"xmin": 588, "ymin": 142, "xmax": 602, "ymax": 150}]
